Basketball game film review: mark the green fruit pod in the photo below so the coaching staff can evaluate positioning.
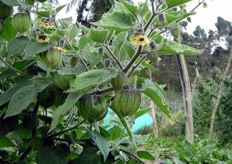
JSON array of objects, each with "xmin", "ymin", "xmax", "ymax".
[
  {"xmin": 52, "ymin": 73, "xmax": 75, "ymax": 90},
  {"xmin": 140, "ymin": 67, "xmax": 151, "ymax": 79},
  {"xmin": 111, "ymin": 70, "xmax": 128, "ymax": 92},
  {"xmin": 0, "ymin": 2, "xmax": 13, "ymax": 21},
  {"xmin": 12, "ymin": 13, "xmax": 31, "ymax": 33},
  {"xmin": 78, "ymin": 94, "xmax": 108, "ymax": 123},
  {"xmin": 40, "ymin": 47, "xmax": 62, "ymax": 70},
  {"xmin": 146, "ymin": 51, "xmax": 157, "ymax": 63},
  {"xmin": 111, "ymin": 87, "xmax": 141, "ymax": 118}
]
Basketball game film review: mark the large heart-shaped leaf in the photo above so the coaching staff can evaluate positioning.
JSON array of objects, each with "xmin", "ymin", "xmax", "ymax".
[
  {"xmin": 4, "ymin": 85, "xmax": 38, "ymax": 118},
  {"xmin": 68, "ymin": 69, "xmax": 117, "ymax": 92},
  {"xmin": 141, "ymin": 79, "xmax": 171, "ymax": 118},
  {"xmin": 8, "ymin": 36, "xmax": 29, "ymax": 56},
  {"xmin": 49, "ymin": 92, "xmax": 82, "ymax": 132},
  {"xmin": 91, "ymin": 132, "xmax": 110, "ymax": 162},
  {"xmin": 92, "ymin": 11, "xmax": 135, "ymax": 31}
]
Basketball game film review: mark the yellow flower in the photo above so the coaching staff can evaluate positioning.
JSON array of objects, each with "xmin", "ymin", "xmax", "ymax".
[
  {"xmin": 157, "ymin": 57, "xmax": 162, "ymax": 62},
  {"xmin": 36, "ymin": 34, "xmax": 50, "ymax": 43},
  {"xmin": 131, "ymin": 35, "xmax": 150, "ymax": 46},
  {"xmin": 54, "ymin": 46, "xmax": 66, "ymax": 52},
  {"xmin": 40, "ymin": 22, "xmax": 55, "ymax": 29}
]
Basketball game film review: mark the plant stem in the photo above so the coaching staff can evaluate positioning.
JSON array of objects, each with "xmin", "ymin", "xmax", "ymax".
[
  {"xmin": 128, "ymin": 56, "xmax": 146, "ymax": 77},
  {"xmin": 119, "ymin": 118, "xmax": 136, "ymax": 149},
  {"xmin": 64, "ymin": 38, "xmax": 89, "ymax": 71},
  {"xmin": 90, "ymin": 87, "xmax": 114, "ymax": 95},
  {"xmin": 123, "ymin": 46, "xmax": 143, "ymax": 73},
  {"xmin": 19, "ymin": 146, "xmax": 32, "ymax": 160},
  {"xmin": 0, "ymin": 56, "xmax": 30, "ymax": 77},
  {"xmin": 119, "ymin": 147, "xmax": 145, "ymax": 164},
  {"xmin": 104, "ymin": 44, "xmax": 123, "ymax": 69},
  {"xmin": 47, "ymin": 119, "xmax": 86, "ymax": 139}
]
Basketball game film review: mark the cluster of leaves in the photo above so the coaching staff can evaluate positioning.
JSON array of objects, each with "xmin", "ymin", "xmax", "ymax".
[
  {"xmin": 0, "ymin": 0, "xmax": 201, "ymax": 163},
  {"xmin": 141, "ymin": 136, "xmax": 232, "ymax": 164},
  {"xmin": 193, "ymin": 67, "xmax": 232, "ymax": 145}
]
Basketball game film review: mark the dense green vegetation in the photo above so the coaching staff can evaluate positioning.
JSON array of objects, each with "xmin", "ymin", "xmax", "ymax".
[{"xmin": 0, "ymin": 0, "xmax": 232, "ymax": 163}]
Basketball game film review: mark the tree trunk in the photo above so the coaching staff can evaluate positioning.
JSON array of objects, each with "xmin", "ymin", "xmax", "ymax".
[
  {"xmin": 175, "ymin": 24, "xmax": 194, "ymax": 143},
  {"xmin": 209, "ymin": 51, "xmax": 232, "ymax": 142},
  {"xmin": 176, "ymin": 54, "xmax": 194, "ymax": 144}
]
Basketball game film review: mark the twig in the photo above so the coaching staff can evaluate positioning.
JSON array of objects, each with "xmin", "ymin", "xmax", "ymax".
[
  {"xmin": 119, "ymin": 147, "xmax": 145, "ymax": 164},
  {"xmin": 104, "ymin": 44, "xmax": 123, "ymax": 69},
  {"xmin": 64, "ymin": 38, "xmax": 89, "ymax": 71},
  {"xmin": 0, "ymin": 56, "xmax": 30, "ymax": 77},
  {"xmin": 47, "ymin": 119, "xmax": 86, "ymax": 139},
  {"xmin": 123, "ymin": 46, "xmax": 143, "ymax": 73},
  {"xmin": 128, "ymin": 56, "xmax": 146, "ymax": 77}
]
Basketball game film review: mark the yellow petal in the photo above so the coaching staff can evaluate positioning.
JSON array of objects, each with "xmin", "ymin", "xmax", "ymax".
[
  {"xmin": 131, "ymin": 35, "xmax": 150, "ymax": 46},
  {"xmin": 36, "ymin": 34, "xmax": 50, "ymax": 43}
]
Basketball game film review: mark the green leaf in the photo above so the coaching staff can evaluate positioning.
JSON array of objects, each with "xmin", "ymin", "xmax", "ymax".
[
  {"xmin": 141, "ymin": 79, "xmax": 171, "ymax": 118},
  {"xmin": 36, "ymin": 147, "xmax": 67, "ymax": 164},
  {"xmin": 119, "ymin": 0, "xmax": 138, "ymax": 14},
  {"xmin": 35, "ymin": 11, "xmax": 51, "ymax": 17},
  {"xmin": 4, "ymin": 85, "xmax": 38, "ymax": 118},
  {"xmin": 0, "ymin": 79, "xmax": 32, "ymax": 106},
  {"xmin": 25, "ymin": 42, "xmax": 51, "ymax": 58},
  {"xmin": 112, "ymin": 32, "xmax": 128, "ymax": 55},
  {"xmin": 91, "ymin": 131, "xmax": 110, "ymax": 162},
  {"xmin": 8, "ymin": 36, "xmax": 29, "ymax": 56},
  {"xmin": 31, "ymin": 75, "xmax": 52, "ymax": 92},
  {"xmin": 0, "ymin": 136, "xmax": 16, "ymax": 148},
  {"xmin": 153, "ymin": 35, "xmax": 202, "ymax": 55},
  {"xmin": 17, "ymin": 0, "xmax": 32, "ymax": 9},
  {"xmin": 158, "ymin": 40, "xmax": 202, "ymax": 55},
  {"xmin": 1, "ymin": 0, "xmax": 19, "ymax": 6},
  {"xmin": 83, "ymin": 50, "xmax": 101, "ymax": 66},
  {"xmin": 228, "ymin": 150, "xmax": 232, "ymax": 160},
  {"xmin": 173, "ymin": 157, "xmax": 184, "ymax": 164},
  {"xmin": 134, "ymin": 107, "xmax": 151, "ymax": 119},
  {"xmin": 92, "ymin": 11, "xmax": 135, "ymax": 31},
  {"xmin": 137, "ymin": 150, "xmax": 155, "ymax": 160},
  {"xmin": 88, "ymin": 29, "xmax": 109, "ymax": 43},
  {"xmin": 0, "ymin": 18, "xmax": 17, "ymax": 41},
  {"xmin": 165, "ymin": 0, "xmax": 191, "ymax": 9},
  {"xmin": 138, "ymin": 2, "xmax": 150, "ymax": 17},
  {"xmin": 154, "ymin": 10, "xmax": 195, "ymax": 27},
  {"xmin": 68, "ymin": 26, "xmax": 79, "ymax": 41},
  {"xmin": 74, "ymin": 147, "xmax": 100, "ymax": 164},
  {"xmin": 49, "ymin": 92, "xmax": 82, "ymax": 132},
  {"xmin": 56, "ymin": 4, "xmax": 67, "ymax": 13},
  {"xmin": 68, "ymin": 69, "xmax": 117, "ymax": 92}
]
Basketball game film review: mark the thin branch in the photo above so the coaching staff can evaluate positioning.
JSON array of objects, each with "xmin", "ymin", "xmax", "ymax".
[
  {"xmin": 128, "ymin": 56, "xmax": 146, "ymax": 77},
  {"xmin": 191, "ymin": 0, "xmax": 206, "ymax": 12},
  {"xmin": 104, "ymin": 44, "xmax": 123, "ymax": 69},
  {"xmin": 0, "ymin": 56, "xmax": 30, "ymax": 77},
  {"xmin": 64, "ymin": 37, "xmax": 89, "ymax": 71},
  {"xmin": 47, "ymin": 119, "xmax": 86, "ymax": 139},
  {"xmin": 123, "ymin": 46, "xmax": 143, "ymax": 73},
  {"xmin": 119, "ymin": 147, "xmax": 145, "ymax": 164}
]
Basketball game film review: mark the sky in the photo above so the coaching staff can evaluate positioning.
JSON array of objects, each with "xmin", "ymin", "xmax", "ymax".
[{"xmin": 58, "ymin": 0, "xmax": 231, "ymax": 35}]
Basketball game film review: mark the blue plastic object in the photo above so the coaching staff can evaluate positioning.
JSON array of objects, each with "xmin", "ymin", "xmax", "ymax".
[{"xmin": 103, "ymin": 108, "xmax": 153, "ymax": 134}]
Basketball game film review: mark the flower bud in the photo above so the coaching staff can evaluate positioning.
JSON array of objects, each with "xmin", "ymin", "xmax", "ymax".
[
  {"xmin": 136, "ymin": 28, "xmax": 144, "ymax": 35},
  {"xmin": 98, "ymin": 47, "xmax": 104, "ymax": 55},
  {"xmin": 104, "ymin": 58, "xmax": 111, "ymax": 68},
  {"xmin": 158, "ymin": 13, "xmax": 165, "ymax": 22},
  {"xmin": 149, "ymin": 41, "xmax": 156, "ymax": 49}
]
